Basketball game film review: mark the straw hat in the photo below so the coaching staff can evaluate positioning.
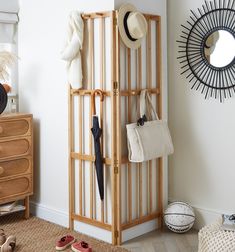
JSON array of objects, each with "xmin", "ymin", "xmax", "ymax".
[{"xmin": 118, "ymin": 3, "xmax": 147, "ymax": 49}]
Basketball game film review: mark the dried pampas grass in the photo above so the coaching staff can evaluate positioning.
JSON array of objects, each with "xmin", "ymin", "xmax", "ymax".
[{"xmin": 0, "ymin": 51, "xmax": 17, "ymax": 82}]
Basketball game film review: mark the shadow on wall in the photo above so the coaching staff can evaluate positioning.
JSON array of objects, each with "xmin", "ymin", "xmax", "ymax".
[
  {"xmin": 18, "ymin": 63, "xmax": 42, "ymax": 204},
  {"xmin": 32, "ymin": 118, "xmax": 41, "ymax": 204},
  {"xmin": 168, "ymin": 72, "xmax": 212, "ymax": 207}
]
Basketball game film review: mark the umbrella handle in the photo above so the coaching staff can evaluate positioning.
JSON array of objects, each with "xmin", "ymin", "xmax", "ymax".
[{"xmin": 91, "ymin": 89, "xmax": 104, "ymax": 115}]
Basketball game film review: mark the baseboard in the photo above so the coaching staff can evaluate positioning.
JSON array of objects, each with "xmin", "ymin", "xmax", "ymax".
[
  {"xmin": 30, "ymin": 201, "xmax": 112, "ymax": 243},
  {"xmin": 30, "ymin": 201, "xmax": 69, "ymax": 227},
  {"xmin": 30, "ymin": 201, "xmax": 160, "ymax": 243},
  {"xmin": 168, "ymin": 199, "xmax": 225, "ymax": 230},
  {"xmin": 192, "ymin": 205, "xmax": 223, "ymax": 230}
]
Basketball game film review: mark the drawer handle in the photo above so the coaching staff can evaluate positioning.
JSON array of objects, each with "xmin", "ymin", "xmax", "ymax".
[
  {"xmin": 0, "ymin": 166, "xmax": 4, "ymax": 175},
  {"xmin": 0, "ymin": 126, "xmax": 3, "ymax": 134}
]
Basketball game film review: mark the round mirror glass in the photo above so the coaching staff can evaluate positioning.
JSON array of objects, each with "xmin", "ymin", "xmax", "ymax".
[{"xmin": 204, "ymin": 30, "xmax": 235, "ymax": 68}]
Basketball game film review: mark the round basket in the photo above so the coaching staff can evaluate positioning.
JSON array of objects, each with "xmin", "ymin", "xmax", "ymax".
[{"xmin": 198, "ymin": 218, "xmax": 235, "ymax": 252}]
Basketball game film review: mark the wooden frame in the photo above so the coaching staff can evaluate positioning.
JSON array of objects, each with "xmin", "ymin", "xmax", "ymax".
[{"xmin": 68, "ymin": 10, "xmax": 163, "ymax": 245}]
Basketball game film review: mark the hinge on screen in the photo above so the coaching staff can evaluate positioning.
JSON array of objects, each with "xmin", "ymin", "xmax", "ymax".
[
  {"xmin": 113, "ymin": 17, "xmax": 118, "ymax": 26},
  {"xmin": 113, "ymin": 81, "xmax": 118, "ymax": 90},
  {"xmin": 113, "ymin": 81, "xmax": 119, "ymax": 96},
  {"xmin": 114, "ymin": 166, "xmax": 119, "ymax": 174},
  {"xmin": 114, "ymin": 160, "xmax": 119, "ymax": 174},
  {"xmin": 115, "ymin": 230, "xmax": 119, "ymax": 238}
]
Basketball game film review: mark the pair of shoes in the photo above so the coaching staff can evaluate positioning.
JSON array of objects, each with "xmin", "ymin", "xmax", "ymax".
[
  {"xmin": 0, "ymin": 230, "xmax": 16, "ymax": 252},
  {"xmin": 56, "ymin": 235, "xmax": 76, "ymax": 251},
  {"xmin": 56, "ymin": 235, "xmax": 92, "ymax": 252}
]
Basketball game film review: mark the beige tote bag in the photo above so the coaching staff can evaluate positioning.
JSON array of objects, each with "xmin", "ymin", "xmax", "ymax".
[{"xmin": 126, "ymin": 89, "xmax": 174, "ymax": 162}]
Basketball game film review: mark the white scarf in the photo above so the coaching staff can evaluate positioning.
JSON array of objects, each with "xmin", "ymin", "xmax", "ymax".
[{"xmin": 61, "ymin": 11, "xmax": 84, "ymax": 89}]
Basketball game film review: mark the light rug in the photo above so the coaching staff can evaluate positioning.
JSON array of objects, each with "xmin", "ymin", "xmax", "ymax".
[{"xmin": 0, "ymin": 213, "xmax": 129, "ymax": 252}]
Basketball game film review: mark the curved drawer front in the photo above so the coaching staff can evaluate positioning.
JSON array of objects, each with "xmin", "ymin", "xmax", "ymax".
[
  {"xmin": 0, "ymin": 176, "xmax": 32, "ymax": 199},
  {"xmin": 0, "ymin": 119, "xmax": 30, "ymax": 138},
  {"xmin": 0, "ymin": 139, "xmax": 31, "ymax": 159},
  {"xmin": 0, "ymin": 158, "xmax": 31, "ymax": 179}
]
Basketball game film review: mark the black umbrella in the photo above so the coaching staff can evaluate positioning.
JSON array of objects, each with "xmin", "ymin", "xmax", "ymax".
[
  {"xmin": 0, "ymin": 83, "xmax": 8, "ymax": 114},
  {"xmin": 91, "ymin": 90, "xmax": 104, "ymax": 201}
]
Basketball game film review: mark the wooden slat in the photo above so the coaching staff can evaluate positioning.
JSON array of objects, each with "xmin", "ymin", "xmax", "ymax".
[
  {"xmin": 72, "ymin": 214, "xmax": 112, "ymax": 231},
  {"xmin": 71, "ymin": 89, "xmax": 111, "ymax": 96},
  {"xmin": 135, "ymin": 50, "xmax": 139, "ymax": 218},
  {"xmin": 71, "ymin": 152, "xmax": 110, "ymax": 164},
  {"xmin": 111, "ymin": 10, "xmax": 118, "ymax": 245},
  {"xmin": 89, "ymin": 95, "xmax": 93, "ymax": 219},
  {"xmin": 147, "ymin": 19, "xmax": 153, "ymax": 214},
  {"xmin": 68, "ymin": 84, "xmax": 75, "ymax": 229},
  {"xmin": 71, "ymin": 88, "xmax": 160, "ymax": 97},
  {"xmin": 127, "ymin": 48, "xmax": 132, "ymax": 223},
  {"xmin": 71, "ymin": 153, "xmax": 132, "ymax": 166},
  {"xmin": 79, "ymin": 95, "xmax": 83, "ymax": 216},
  {"xmin": 131, "ymin": 50, "xmax": 139, "ymax": 219},
  {"xmin": 89, "ymin": 18, "xmax": 94, "ymax": 219},
  {"xmin": 156, "ymin": 22, "xmax": 162, "ymax": 119},
  {"xmin": 144, "ymin": 13, "xmax": 161, "ymax": 21},
  {"xmin": 122, "ymin": 212, "xmax": 161, "ymax": 230},
  {"xmin": 100, "ymin": 17, "xmax": 105, "ymax": 224},
  {"xmin": 156, "ymin": 18, "xmax": 163, "ymax": 228},
  {"xmin": 137, "ymin": 47, "xmax": 143, "ymax": 218},
  {"xmin": 82, "ymin": 11, "xmax": 112, "ymax": 19},
  {"xmin": 81, "ymin": 11, "xmax": 160, "ymax": 21},
  {"xmin": 121, "ymin": 88, "xmax": 160, "ymax": 96},
  {"xmin": 116, "ymin": 23, "xmax": 122, "ymax": 246},
  {"xmin": 139, "ymin": 165, "xmax": 143, "ymax": 217}
]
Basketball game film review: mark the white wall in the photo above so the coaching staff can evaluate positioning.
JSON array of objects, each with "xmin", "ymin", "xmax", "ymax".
[
  {"xmin": 168, "ymin": 0, "xmax": 235, "ymax": 228},
  {"xmin": 18, "ymin": 0, "xmax": 114, "ymax": 224}
]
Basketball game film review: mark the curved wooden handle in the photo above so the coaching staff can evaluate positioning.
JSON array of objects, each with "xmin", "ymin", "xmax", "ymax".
[
  {"xmin": 0, "ymin": 166, "xmax": 4, "ymax": 175},
  {"xmin": 91, "ymin": 89, "xmax": 104, "ymax": 115}
]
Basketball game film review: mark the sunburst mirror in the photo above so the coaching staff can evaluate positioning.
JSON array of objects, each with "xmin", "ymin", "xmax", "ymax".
[{"xmin": 177, "ymin": 0, "xmax": 235, "ymax": 102}]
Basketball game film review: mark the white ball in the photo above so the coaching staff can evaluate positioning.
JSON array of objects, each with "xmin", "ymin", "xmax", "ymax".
[{"xmin": 164, "ymin": 201, "xmax": 195, "ymax": 233}]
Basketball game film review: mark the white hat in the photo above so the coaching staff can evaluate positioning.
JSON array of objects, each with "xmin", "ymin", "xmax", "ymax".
[{"xmin": 118, "ymin": 3, "xmax": 147, "ymax": 49}]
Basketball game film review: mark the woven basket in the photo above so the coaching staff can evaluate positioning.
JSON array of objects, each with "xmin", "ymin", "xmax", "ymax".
[{"xmin": 198, "ymin": 218, "xmax": 235, "ymax": 252}]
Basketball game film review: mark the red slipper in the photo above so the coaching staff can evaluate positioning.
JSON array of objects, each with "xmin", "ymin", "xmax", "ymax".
[
  {"xmin": 0, "ymin": 229, "xmax": 6, "ymax": 247},
  {"xmin": 71, "ymin": 241, "xmax": 92, "ymax": 252},
  {"xmin": 55, "ymin": 235, "xmax": 76, "ymax": 251},
  {"xmin": 1, "ymin": 235, "xmax": 16, "ymax": 252}
]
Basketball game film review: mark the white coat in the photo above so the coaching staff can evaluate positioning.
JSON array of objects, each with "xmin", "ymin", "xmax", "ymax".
[{"xmin": 61, "ymin": 11, "xmax": 83, "ymax": 89}]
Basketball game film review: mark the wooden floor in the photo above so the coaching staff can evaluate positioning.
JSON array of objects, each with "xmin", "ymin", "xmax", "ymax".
[{"xmin": 122, "ymin": 228, "xmax": 198, "ymax": 252}]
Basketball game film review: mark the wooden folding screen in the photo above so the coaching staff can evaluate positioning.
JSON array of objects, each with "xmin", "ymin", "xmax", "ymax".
[{"xmin": 68, "ymin": 10, "xmax": 163, "ymax": 245}]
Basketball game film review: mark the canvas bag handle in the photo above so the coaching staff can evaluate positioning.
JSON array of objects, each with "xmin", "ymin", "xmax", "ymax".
[{"xmin": 140, "ymin": 89, "xmax": 159, "ymax": 120}]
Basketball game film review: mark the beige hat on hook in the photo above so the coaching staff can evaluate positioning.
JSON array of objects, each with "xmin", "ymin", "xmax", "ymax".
[{"xmin": 118, "ymin": 3, "xmax": 147, "ymax": 49}]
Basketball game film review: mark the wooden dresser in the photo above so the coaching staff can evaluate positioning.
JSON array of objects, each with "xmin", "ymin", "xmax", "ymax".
[{"xmin": 0, "ymin": 113, "xmax": 33, "ymax": 218}]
